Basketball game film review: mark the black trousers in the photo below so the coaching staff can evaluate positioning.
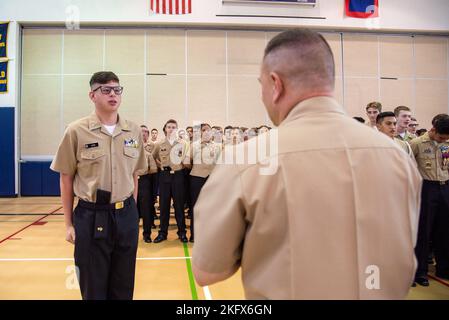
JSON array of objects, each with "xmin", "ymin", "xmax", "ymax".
[
  {"xmin": 184, "ymin": 168, "xmax": 193, "ymax": 216},
  {"xmin": 137, "ymin": 174, "xmax": 155, "ymax": 238},
  {"xmin": 190, "ymin": 175, "xmax": 208, "ymax": 239},
  {"xmin": 158, "ymin": 170, "xmax": 186, "ymax": 237},
  {"xmin": 152, "ymin": 169, "xmax": 160, "ymax": 204},
  {"xmin": 415, "ymin": 180, "xmax": 449, "ymax": 278},
  {"xmin": 73, "ymin": 197, "xmax": 139, "ymax": 300}
]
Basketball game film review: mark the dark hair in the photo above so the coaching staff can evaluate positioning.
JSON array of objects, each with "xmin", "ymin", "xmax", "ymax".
[
  {"xmin": 264, "ymin": 28, "xmax": 335, "ymax": 86},
  {"xmin": 353, "ymin": 117, "xmax": 365, "ymax": 123},
  {"xmin": 186, "ymin": 126, "xmax": 193, "ymax": 130},
  {"xmin": 431, "ymin": 113, "xmax": 449, "ymax": 127},
  {"xmin": 140, "ymin": 125, "xmax": 149, "ymax": 130},
  {"xmin": 376, "ymin": 111, "xmax": 396, "ymax": 124},
  {"xmin": 151, "ymin": 128, "xmax": 158, "ymax": 133},
  {"xmin": 163, "ymin": 119, "xmax": 178, "ymax": 134},
  {"xmin": 434, "ymin": 116, "xmax": 449, "ymax": 135},
  {"xmin": 212, "ymin": 126, "xmax": 222, "ymax": 131},
  {"xmin": 366, "ymin": 102, "xmax": 382, "ymax": 112},
  {"xmin": 200, "ymin": 123, "xmax": 211, "ymax": 130},
  {"xmin": 89, "ymin": 71, "xmax": 119, "ymax": 87},
  {"xmin": 224, "ymin": 126, "xmax": 233, "ymax": 131},
  {"xmin": 411, "ymin": 117, "xmax": 417, "ymax": 122},
  {"xmin": 258, "ymin": 125, "xmax": 272, "ymax": 130},
  {"xmin": 394, "ymin": 106, "xmax": 411, "ymax": 118},
  {"xmin": 416, "ymin": 129, "xmax": 427, "ymax": 137}
]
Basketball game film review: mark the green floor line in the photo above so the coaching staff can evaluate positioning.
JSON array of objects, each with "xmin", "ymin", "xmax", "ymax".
[{"xmin": 183, "ymin": 242, "xmax": 198, "ymax": 300}]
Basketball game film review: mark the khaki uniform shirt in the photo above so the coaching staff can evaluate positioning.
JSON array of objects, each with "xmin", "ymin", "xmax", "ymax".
[
  {"xmin": 152, "ymin": 137, "xmax": 190, "ymax": 172},
  {"xmin": 50, "ymin": 112, "xmax": 147, "ymax": 203},
  {"xmin": 394, "ymin": 138, "xmax": 413, "ymax": 158},
  {"xmin": 144, "ymin": 141, "xmax": 158, "ymax": 174},
  {"xmin": 192, "ymin": 97, "xmax": 422, "ymax": 300},
  {"xmin": 396, "ymin": 131, "xmax": 417, "ymax": 143},
  {"xmin": 190, "ymin": 141, "xmax": 222, "ymax": 178},
  {"xmin": 409, "ymin": 133, "xmax": 449, "ymax": 182}
]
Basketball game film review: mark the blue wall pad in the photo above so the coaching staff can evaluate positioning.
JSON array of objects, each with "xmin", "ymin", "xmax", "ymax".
[{"xmin": 0, "ymin": 107, "xmax": 16, "ymax": 196}]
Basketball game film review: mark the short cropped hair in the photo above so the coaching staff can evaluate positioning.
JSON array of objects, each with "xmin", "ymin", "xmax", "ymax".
[
  {"xmin": 434, "ymin": 116, "xmax": 449, "ymax": 135},
  {"xmin": 394, "ymin": 106, "xmax": 411, "ymax": 118},
  {"xmin": 89, "ymin": 71, "xmax": 119, "ymax": 87},
  {"xmin": 366, "ymin": 102, "xmax": 382, "ymax": 112},
  {"xmin": 376, "ymin": 111, "xmax": 396, "ymax": 124}
]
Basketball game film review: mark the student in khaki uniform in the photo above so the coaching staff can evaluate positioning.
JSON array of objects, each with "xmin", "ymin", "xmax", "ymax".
[
  {"xmin": 409, "ymin": 115, "xmax": 449, "ymax": 286},
  {"xmin": 189, "ymin": 123, "xmax": 222, "ymax": 243},
  {"xmin": 365, "ymin": 101, "xmax": 382, "ymax": 130},
  {"xmin": 408, "ymin": 117, "xmax": 419, "ymax": 136},
  {"xmin": 50, "ymin": 71, "xmax": 147, "ymax": 300},
  {"xmin": 152, "ymin": 119, "xmax": 191, "ymax": 243},
  {"xmin": 137, "ymin": 125, "xmax": 158, "ymax": 243},
  {"xmin": 376, "ymin": 112, "xmax": 413, "ymax": 157},
  {"xmin": 192, "ymin": 29, "xmax": 422, "ymax": 299},
  {"xmin": 395, "ymin": 106, "xmax": 417, "ymax": 142}
]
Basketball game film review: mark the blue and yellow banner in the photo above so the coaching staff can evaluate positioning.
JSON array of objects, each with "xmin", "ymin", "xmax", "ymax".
[
  {"xmin": 0, "ymin": 60, "xmax": 8, "ymax": 93},
  {"xmin": 0, "ymin": 22, "xmax": 9, "ymax": 58}
]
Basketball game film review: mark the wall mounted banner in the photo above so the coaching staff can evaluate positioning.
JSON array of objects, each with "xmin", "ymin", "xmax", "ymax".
[
  {"xmin": 0, "ymin": 60, "xmax": 8, "ymax": 93},
  {"xmin": 0, "ymin": 22, "xmax": 9, "ymax": 58}
]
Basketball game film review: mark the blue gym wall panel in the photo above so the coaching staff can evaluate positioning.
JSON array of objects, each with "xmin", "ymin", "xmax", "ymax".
[
  {"xmin": 0, "ymin": 107, "xmax": 16, "ymax": 196},
  {"xmin": 20, "ymin": 162, "xmax": 43, "ymax": 196},
  {"xmin": 42, "ymin": 162, "xmax": 60, "ymax": 196}
]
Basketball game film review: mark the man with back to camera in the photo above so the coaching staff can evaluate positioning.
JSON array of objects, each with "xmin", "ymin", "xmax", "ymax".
[
  {"xmin": 50, "ymin": 71, "xmax": 147, "ymax": 300},
  {"xmin": 192, "ymin": 28, "xmax": 422, "ymax": 299}
]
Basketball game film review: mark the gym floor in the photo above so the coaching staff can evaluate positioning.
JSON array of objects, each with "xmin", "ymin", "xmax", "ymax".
[{"xmin": 0, "ymin": 197, "xmax": 448, "ymax": 300}]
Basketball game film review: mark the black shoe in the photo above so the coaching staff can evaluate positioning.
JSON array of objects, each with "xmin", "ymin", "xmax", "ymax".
[
  {"xmin": 153, "ymin": 234, "xmax": 167, "ymax": 243},
  {"xmin": 411, "ymin": 282, "xmax": 417, "ymax": 287},
  {"xmin": 189, "ymin": 236, "xmax": 194, "ymax": 243},
  {"xmin": 415, "ymin": 277, "xmax": 429, "ymax": 287},
  {"xmin": 179, "ymin": 235, "xmax": 188, "ymax": 243},
  {"xmin": 144, "ymin": 236, "xmax": 152, "ymax": 243},
  {"xmin": 154, "ymin": 215, "xmax": 159, "ymax": 220}
]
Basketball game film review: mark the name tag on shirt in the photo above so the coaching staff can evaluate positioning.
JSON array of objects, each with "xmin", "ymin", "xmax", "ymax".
[{"xmin": 85, "ymin": 142, "xmax": 99, "ymax": 149}]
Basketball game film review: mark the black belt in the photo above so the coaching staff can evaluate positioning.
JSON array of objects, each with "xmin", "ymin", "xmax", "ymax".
[
  {"xmin": 423, "ymin": 180, "xmax": 449, "ymax": 186},
  {"xmin": 78, "ymin": 196, "xmax": 133, "ymax": 210}
]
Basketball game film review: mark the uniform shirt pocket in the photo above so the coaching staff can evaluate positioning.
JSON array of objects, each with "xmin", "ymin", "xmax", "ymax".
[
  {"xmin": 124, "ymin": 147, "xmax": 139, "ymax": 158},
  {"xmin": 80, "ymin": 148, "xmax": 106, "ymax": 160}
]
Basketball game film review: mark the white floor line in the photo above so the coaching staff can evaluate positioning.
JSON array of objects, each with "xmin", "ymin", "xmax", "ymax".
[
  {"xmin": 0, "ymin": 257, "xmax": 191, "ymax": 262},
  {"xmin": 203, "ymin": 286, "xmax": 213, "ymax": 300}
]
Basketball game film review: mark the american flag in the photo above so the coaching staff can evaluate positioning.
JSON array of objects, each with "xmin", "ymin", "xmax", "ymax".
[{"xmin": 150, "ymin": 0, "xmax": 192, "ymax": 15}]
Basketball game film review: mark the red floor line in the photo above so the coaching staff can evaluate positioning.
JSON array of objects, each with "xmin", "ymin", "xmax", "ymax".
[
  {"xmin": 428, "ymin": 274, "xmax": 449, "ymax": 288},
  {"xmin": 0, "ymin": 206, "xmax": 62, "ymax": 245}
]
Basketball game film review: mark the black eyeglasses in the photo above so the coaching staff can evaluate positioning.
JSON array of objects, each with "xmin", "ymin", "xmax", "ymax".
[{"xmin": 92, "ymin": 86, "xmax": 124, "ymax": 95}]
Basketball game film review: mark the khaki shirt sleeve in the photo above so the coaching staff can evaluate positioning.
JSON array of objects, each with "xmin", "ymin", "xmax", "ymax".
[
  {"xmin": 192, "ymin": 163, "xmax": 247, "ymax": 273},
  {"xmin": 183, "ymin": 141, "xmax": 191, "ymax": 166},
  {"xmin": 50, "ymin": 126, "xmax": 77, "ymax": 176},
  {"xmin": 134, "ymin": 133, "xmax": 148, "ymax": 176},
  {"xmin": 152, "ymin": 143, "xmax": 160, "ymax": 161},
  {"xmin": 409, "ymin": 138, "xmax": 419, "ymax": 159},
  {"xmin": 406, "ymin": 156, "xmax": 423, "ymax": 247}
]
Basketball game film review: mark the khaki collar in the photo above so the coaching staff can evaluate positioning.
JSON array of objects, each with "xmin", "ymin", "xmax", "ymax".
[
  {"xmin": 420, "ymin": 132, "xmax": 431, "ymax": 143},
  {"xmin": 88, "ymin": 112, "xmax": 130, "ymax": 132},
  {"xmin": 279, "ymin": 96, "xmax": 345, "ymax": 127}
]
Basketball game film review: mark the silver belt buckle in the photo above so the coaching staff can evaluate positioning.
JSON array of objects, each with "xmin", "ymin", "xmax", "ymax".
[{"xmin": 170, "ymin": 170, "xmax": 175, "ymax": 174}]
